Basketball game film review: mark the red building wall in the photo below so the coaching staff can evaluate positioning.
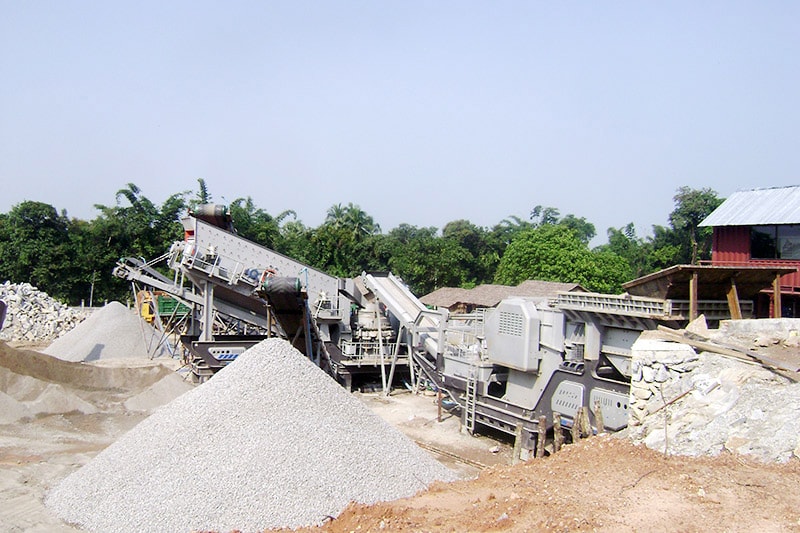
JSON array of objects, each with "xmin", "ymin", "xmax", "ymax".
[
  {"xmin": 711, "ymin": 226, "xmax": 800, "ymax": 289},
  {"xmin": 711, "ymin": 226, "xmax": 749, "ymax": 264},
  {"xmin": 710, "ymin": 226, "xmax": 800, "ymax": 317}
]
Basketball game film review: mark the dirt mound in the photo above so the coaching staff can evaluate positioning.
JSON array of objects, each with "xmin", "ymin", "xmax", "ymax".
[
  {"xmin": 0, "ymin": 342, "xmax": 172, "ymax": 391},
  {"xmin": 0, "ymin": 342, "xmax": 192, "ymax": 419},
  {"xmin": 0, "ymin": 390, "xmax": 30, "ymax": 424},
  {"xmin": 299, "ymin": 434, "xmax": 800, "ymax": 532}
]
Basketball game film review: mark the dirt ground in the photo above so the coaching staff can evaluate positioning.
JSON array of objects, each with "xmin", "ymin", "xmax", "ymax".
[
  {"xmin": 298, "ymin": 393, "xmax": 800, "ymax": 533},
  {"xmin": 1, "ymin": 343, "xmax": 799, "ymax": 532},
  {"xmin": 0, "ymin": 342, "xmax": 185, "ymax": 532}
]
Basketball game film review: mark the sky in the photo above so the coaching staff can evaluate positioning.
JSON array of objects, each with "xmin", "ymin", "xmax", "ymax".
[{"xmin": 2, "ymin": 1, "xmax": 798, "ymax": 245}]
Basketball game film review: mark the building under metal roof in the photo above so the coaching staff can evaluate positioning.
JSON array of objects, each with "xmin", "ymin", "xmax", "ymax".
[{"xmin": 700, "ymin": 185, "xmax": 800, "ymax": 227}]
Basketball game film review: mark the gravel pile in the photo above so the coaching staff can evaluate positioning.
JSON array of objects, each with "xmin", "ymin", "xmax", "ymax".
[
  {"xmin": 46, "ymin": 338, "xmax": 457, "ymax": 532},
  {"xmin": 0, "ymin": 282, "xmax": 87, "ymax": 342},
  {"xmin": 44, "ymin": 301, "xmax": 171, "ymax": 362}
]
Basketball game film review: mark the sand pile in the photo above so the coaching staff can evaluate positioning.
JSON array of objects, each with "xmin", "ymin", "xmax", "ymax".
[
  {"xmin": 0, "ymin": 390, "xmax": 30, "ymax": 424},
  {"xmin": 44, "ymin": 301, "xmax": 171, "ymax": 362},
  {"xmin": 0, "ymin": 342, "xmax": 194, "ymax": 423},
  {"xmin": 46, "ymin": 338, "xmax": 457, "ymax": 532}
]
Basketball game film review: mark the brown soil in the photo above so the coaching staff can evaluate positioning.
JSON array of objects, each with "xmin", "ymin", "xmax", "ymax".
[{"xmin": 293, "ymin": 434, "xmax": 800, "ymax": 533}]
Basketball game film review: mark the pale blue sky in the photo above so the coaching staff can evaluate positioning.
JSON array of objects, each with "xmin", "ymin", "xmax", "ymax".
[{"xmin": 2, "ymin": 1, "xmax": 798, "ymax": 244}]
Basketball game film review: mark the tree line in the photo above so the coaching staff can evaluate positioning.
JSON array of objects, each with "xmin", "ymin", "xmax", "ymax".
[{"xmin": 0, "ymin": 180, "xmax": 722, "ymax": 305}]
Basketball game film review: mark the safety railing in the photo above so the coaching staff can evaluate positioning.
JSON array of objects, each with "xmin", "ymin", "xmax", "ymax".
[{"xmin": 338, "ymin": 340, "xmax": 404, "ymax": 365}]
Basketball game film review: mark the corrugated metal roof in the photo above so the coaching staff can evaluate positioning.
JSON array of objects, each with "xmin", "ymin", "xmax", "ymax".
[{"xmin": 700, "ymin": 186, "xmax": 800, "ymax": 227}]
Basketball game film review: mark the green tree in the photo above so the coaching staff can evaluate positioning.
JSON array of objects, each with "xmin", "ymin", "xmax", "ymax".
[
  {"xmin": 186, "ymin": 178, "xmax": 213, "ymax": 212},
  {"xmin": 530, "ymin": 205, "xmax": 596, "ymax": 244},
  {"xmin": 441, "ymin": 220, "xmax": 497, "ymax": 287},
  {"xmin": 325, "ymin": 203, "xmax": 380, "ymax": 237},
  {"xmin": 91, "ymin": 184, "xmax": 187, "ymax": 300},
  {"xmin": 0, "ymin": 201, "xmax": 77, "ymax": 302},
  {"xmin": 305, "ymin": 203, "xmax": 381, "ymax": 277},
  {"xmin": 279, "ymin": 220, "xmax": 314, "ymax": 265},
  {"xmin": 487, "ymin": 215, "xmax": 534, "ymax": 265},
  {"xmin": 530, "ymin": 205, "xmax": 561, "ymax": 226},
  {"xmin": 668, "ymin": 186, "xmax": 722, "ymax": 264},
  {"xmin": 599, "ymin": 223, "xmax": 651, "ymax": 279},
  {"xmin": 494, "ymin": 225, "xmax": 630, "ymax": 293},
  {"xmin": 384, "ymin": 225, "xmax": 470, "ymax": 295},
  {"xmin": 560, "ymin": 214, "xmax": 596, "ymax": 245},
  {"xmin": 229, "ymin": 196, "xmax": 296, "ymax": 250}
]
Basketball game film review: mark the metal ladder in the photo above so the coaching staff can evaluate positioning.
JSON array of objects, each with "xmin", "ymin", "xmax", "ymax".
[{"xmin": 464, "ymin": 369, "xmax": 478, "ymax": 434}]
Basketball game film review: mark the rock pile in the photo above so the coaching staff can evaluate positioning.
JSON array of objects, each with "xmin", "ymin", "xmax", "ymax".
[
  {"xmin": 712, "ymin": 318, "xmax": 800, "ymax": 350},
  {"xmin": 44, "ymin": 301, "xmax": 172, "ymax": 362},
  {"xmin": 0, "ymin": 282, "xmax": 87, "ymax": 343},
  {"xmin": 628, "ymin": 334, "xmax": 800, "ymax": 463},
  {"xmin": 46, "ymin": 338, "xmax": 457, "ymax": 532}
]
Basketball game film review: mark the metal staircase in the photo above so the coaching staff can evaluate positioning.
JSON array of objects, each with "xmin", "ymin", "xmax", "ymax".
[{"xmin": 464, "ymin": 368, "xmax": 478, "ymax": 434}]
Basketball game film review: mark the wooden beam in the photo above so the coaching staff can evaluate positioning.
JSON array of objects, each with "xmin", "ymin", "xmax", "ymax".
[
  {"xmin": 689, "ymin": 271, "xmax": 699, "ymax": 321},
  {"xmin": 513, "ymin": 422, "xmax": 523, "ymax": 464},
  {"xmin": 773, "ymin": 273, "xmax": 782, "ymax": 319},
  {"xmin": 726, "ymin": 276, "xmax": 742, "ymax": 320},
  {"xmin": 552, "ymin": 412, "xmax": 563, "ymax": 453},
  {"xmin": 655, "ymin": 325, "xmax": 800, "ymax": 376},
  {"xmin": 536, "ymin": 415, "xmax": 547, "ymax": 458}
]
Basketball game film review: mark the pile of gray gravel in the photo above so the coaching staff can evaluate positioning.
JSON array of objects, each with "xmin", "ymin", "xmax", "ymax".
[
  {"xmin": 44, "ymin": 301, "xmax": 171, "ymax": 361},
  {"xmin": 0, "ymin": 282, "xmax": 87, "ymax": 342},
  {"xmin": 46, "ymin": 338, "xmax": 456, "ymax": 532}
]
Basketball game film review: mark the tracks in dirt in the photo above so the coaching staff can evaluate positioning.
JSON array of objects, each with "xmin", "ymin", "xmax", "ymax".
[{"xmin": 414, "ymin": 440, "xmax": 488, "ymax": 470}]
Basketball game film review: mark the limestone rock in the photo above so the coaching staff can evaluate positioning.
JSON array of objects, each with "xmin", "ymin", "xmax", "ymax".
[{"xmin": 0, "ymin": 282, "xmax": 88, "ymax": 342}]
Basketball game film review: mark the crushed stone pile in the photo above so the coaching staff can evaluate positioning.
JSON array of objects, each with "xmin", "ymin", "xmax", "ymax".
[
  {"xmin": 46, "ymin": 338, "xmax": 457, "ymax": 532},
  {"xmin": 44, "ymin": 301, "xmax": 172, "ymax": 362},
  {"xmin": 0, "ymin": 282, "xmax": 88, "ymax": 343}
]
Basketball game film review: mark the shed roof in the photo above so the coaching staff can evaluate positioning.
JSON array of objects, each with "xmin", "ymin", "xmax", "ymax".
[
  {"xmin": 622, "ymin": 264, "xmax": 797, "ymax": 300},
  {"xmin": 419, "ymin": 287, "xmax": 472, "ymax": 308},
  {"xmin": 421, "ymin": 280, "xmax": 584, "ymax": 309},
  {"xmin": 700, "ymin": 185, "xmax": 800, "ymax": 227}
]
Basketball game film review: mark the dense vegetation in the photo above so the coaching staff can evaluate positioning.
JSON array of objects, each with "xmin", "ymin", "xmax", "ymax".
[{"xmin": 0, "ymin": 180, "xmax": 721, "ymax": 305}]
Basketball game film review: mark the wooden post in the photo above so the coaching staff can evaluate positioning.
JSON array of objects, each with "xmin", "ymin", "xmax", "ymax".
[
  {"xmin": 773, "ymin": 273, "xmax": 782, "ymax": 319},
  {"xmin": 553, "ymin": 412, "xmax": 563, "ymax": 453},
  {"xmin": 536, "ymin": 415, "xmax": 547, "ymax": 458},
  {"xmin": 726, "ymin": 276, "xmax": 742, "ymax": 320},
  {"xmin": 512, "ymin": 422, "xmax": 523, "ymax": 464},
  {"xmin": 689, "ymin": 270, "xmax": 699, "ymax": 322},
  {"xmin": 580, "ymin": 407, "xmax": 592, "ymax": 438},
  {"xmin": 571, "ymin": 407, "xmax": 584, "ymax": 442},
  {"xmin": 593, "ymin": 400, "xmax": 605, "ymax": 435}
]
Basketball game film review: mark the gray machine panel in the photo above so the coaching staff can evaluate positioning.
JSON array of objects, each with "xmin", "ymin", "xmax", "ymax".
[
  {"xmin": 184, "ymin": 217, "xmax": 347, "ymax": 311},
  {"xmin": 485, "ymin": 298, "xmax": 542, "ymax": 372},
  {"xmin": 589, "ymin": 388, "xmax": 629, "ymax": 431},
  {"xmin": 550, "ymin": 381, "xmax": 584, "ymax": 419}
]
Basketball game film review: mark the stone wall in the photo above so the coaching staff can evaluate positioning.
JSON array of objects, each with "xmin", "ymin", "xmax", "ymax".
[{"xmin": 628, "ymin": 332, "xmax": 800, "ymax": 463}]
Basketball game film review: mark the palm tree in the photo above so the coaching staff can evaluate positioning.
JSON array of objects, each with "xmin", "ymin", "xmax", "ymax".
[
  {"xmin": 342, "ymin": 203, "xmax": 380, "ymax": 239},
  {"xmin": 325, "ymin": 204, "xmax": 347, "ymax": 228}
]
